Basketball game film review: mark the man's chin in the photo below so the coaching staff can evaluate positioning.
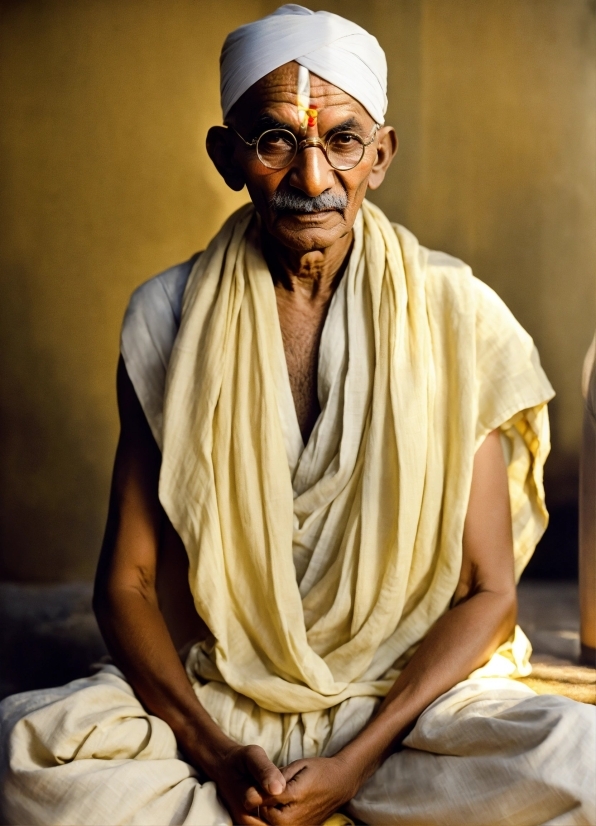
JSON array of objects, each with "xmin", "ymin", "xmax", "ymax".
[{"xmin": 267, "ymin": 210, "xmax": 348, "ymax": 250}]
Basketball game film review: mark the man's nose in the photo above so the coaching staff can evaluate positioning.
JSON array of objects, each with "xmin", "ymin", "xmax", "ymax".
[{"xmin": 288, "ymin": 145, "xmax": 335, "ymax": 197}]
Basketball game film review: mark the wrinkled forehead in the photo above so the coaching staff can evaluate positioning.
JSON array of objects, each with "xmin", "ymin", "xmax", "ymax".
[{"xmin": 227, "ymin": 62, "xmax": 374, "ymax": 132}]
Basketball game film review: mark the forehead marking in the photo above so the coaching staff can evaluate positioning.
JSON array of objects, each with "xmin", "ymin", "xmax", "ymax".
[{"xmin": 297, "ymin": 65, "xmax": 318, "ymax": 133}]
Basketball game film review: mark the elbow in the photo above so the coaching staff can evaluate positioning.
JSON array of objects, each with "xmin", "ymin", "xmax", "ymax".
[
  {"xmin": 497, "ymin": 586, "xmax": 518, "ymax": 643},
  {"xmin": 93, "ymin": 566, "xmax": 157, "ymax": 625},
  {"xmin": 472, "ymin": 583, "xmax": 518, "ymax": 646},
  {"xmin": 92, "ymin": 569, "xmax": 127, "ymax": 628}
]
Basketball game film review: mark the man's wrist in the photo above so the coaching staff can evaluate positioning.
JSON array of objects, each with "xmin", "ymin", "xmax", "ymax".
[
  {"xmin": 329, "ymin": 750, "xmax": 372, "ymax": 802},
  {"xmin": 174, "ymin": 715, "xmax": 237, "ymax": 777},
  {"xmin": 331, "ymin": 700, "xmax": 414, "ymax": 794}
]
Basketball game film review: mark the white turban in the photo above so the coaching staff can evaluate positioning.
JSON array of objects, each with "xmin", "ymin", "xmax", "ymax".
[{"xmin": 220, "ymin": 4, "xmax": 387, "ymax": 125}]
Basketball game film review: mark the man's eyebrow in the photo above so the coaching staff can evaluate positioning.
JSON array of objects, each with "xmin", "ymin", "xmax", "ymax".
[
  {"xmin": 323, "ymin": 118, "xmax": 362, "ymax": 135},
  {"xmin": 248, "ymin": 113, "xmax": 294, "ymax": 137},
  {"xmin": 247, "ymin": 114, "xmax": 366, "ymax": 139}
]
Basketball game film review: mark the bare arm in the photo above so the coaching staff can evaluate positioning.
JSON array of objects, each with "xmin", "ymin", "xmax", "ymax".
[
  {"xmin": 257, "ymin": 429, "xmax": 517, "ymax": 824},
  {"xmin": 339, "ymin": 429, "xmax": 516, "ymax": 776},
  {"xmin": 94, "ymin": 357, "xmax": 285, "ymax": 823}
]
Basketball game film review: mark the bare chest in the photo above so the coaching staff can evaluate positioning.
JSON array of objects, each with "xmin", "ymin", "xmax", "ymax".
[{"xmin": 275, "ymin": 292, "xmax": 329, "ymax": 443}]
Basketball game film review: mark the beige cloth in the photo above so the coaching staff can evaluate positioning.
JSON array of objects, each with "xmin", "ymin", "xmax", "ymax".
[
  {"xmin": 3, "ymin": 202, "xmax": 589, "ymax": 826},
  {"xmin": 1, "ymin": 667, "xmax": 594, "ymax": 825},
  {"xmin": 160, "ymin": 201, "xmax": 553, "ymax": 725}
]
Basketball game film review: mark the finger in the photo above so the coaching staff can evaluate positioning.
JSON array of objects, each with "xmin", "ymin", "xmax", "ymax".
[
  {"xmin": 245, "ymin": 745, "xmax": 286, "ymax": 796},
  {"xmin": 253, "ymin": 764, "xmax": 307, "ymax": 808},
  {"xmin": 244, "ymin": 786, "xmax": 295, "ymax": 811},
  {"xmin": 255, "ymin": 764, "xmax": 308, "ymax": 809},
  {"xmin": 250, "ymin": 786, "xmax": 298, "ymax": 808},
  {"xmin": 236, "ymin": 815, "xmax": 269, "ymax": 826},
  {"xmin": 233, "ymin": 806, "xmax": 269, "ymax": 826},
  {"xmin": 261, "ymin": 803, "xmax": 294, "ymax": 826},
  {"xmin": 279, "ymin": 759, "xmax": 308, "ymax": 782},
  {"xmin": 243, "ymin": 785, "xmax": 264, "ymax": 810},
  {"xmin": 242, "ymin": 782, "xmax": 292, "ymax": 812}
]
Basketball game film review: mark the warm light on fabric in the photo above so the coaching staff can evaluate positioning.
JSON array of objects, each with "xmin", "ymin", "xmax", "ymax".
[{"xmin": 220, "ymin": 4, "xmax": 388, "ymax": 124}]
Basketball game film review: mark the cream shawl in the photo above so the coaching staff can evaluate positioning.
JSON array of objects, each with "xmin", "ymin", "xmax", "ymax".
[{"xmin": 159, "ymin": 200, "xmax": 554, "ymax": 715}]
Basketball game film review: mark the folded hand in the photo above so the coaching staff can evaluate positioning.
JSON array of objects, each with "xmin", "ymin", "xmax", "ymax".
[
  {"xmin": 247, "ymin": 756, "xmax": 357, "ymax": 825},
  {"xmin": 212, "ymin": 744, "xmax": 287, "ymax": 825}
]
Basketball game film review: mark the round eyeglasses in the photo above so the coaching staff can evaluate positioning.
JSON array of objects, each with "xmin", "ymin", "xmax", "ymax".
[{"xmin": 229, "ymin": 124, "xmax": 380, "ymax": 171}]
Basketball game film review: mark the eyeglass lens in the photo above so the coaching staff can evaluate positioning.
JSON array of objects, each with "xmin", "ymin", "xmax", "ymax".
[{"xmin": 256, "ymin": 130, "xmax": 366, "ymax": 171}]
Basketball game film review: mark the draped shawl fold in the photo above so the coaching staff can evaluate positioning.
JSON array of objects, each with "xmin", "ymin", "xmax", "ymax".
[{"xmin": 158, "ymin": 200, "xmax": 553, "ymax": 715}]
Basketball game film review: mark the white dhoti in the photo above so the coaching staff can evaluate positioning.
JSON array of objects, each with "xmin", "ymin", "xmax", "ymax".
[
  {"xmin": 1, "ymin": 667, "xmax": 594, "ymax": 825},
  {"xmin": 2, "ymin": 202, "xmax": 593, "ymax": 824}
]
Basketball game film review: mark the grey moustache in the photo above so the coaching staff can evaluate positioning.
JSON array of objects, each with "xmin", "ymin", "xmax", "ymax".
[{"xmin": 269, "ymin": 190, "xmax": 348, "ymax": 214}]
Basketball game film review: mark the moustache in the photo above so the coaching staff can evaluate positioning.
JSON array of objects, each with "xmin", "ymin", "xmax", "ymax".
[{"xmin": 269, "ymin": 189, "xmax": 348, "ymax": 215}]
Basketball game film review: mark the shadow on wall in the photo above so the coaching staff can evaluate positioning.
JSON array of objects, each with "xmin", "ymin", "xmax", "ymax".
[
  {"xmin": 523, "ymin": 449, "xmax": 581, "ymax": 580},
  {"xmin": 524, "ymin": 505, "xmax": 579, "ymax": 580},
  {"xmin": 0, "ymin": 267, "xmax": 111, "ymax": 581},
  {"xmin": 0, "ymin": 0, "xmax": 254, "ymax": 582},
  {"xmin": 522, "ymin": 396, "xmax": 584, "ymax": 581},
  {"xmin": 0, "ymin": 0, "xmax": 594, "ymax": 582}
]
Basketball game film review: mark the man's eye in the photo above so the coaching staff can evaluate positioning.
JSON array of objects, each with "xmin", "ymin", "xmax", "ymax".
[
  {"xmin": 260, "ymin": 131, "xmax": 295, "ymax": 149},
  {"xmin": 330, "ymin": 133, "xmax": 359, "ymax": 147}
]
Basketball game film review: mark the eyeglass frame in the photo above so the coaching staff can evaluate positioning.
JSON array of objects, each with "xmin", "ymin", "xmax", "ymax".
[{"xmin": 227, "ymin": 122, "xmax": 381, "ymax": 171}]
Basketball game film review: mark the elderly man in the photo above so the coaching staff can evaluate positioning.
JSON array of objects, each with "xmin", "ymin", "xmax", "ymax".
[{"xmin": 1, "ymin": 5, "xmax": 594, "ymax": 826}]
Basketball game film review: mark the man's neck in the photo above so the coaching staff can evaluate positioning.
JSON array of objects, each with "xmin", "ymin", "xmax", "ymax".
[{"xmin": 261, "ymin": 228, "xmax": 353, "ymax": 303}]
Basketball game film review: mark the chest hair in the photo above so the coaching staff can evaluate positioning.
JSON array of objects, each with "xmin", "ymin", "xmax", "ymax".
[{"xmin": 275, "ymin": 292, "xmax": 329, "ymax": 443}]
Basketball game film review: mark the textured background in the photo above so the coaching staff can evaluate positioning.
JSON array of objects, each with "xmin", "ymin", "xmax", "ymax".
[{"xmin": 1, "ymin": 0, "xmax": 595, "ymax": 582}]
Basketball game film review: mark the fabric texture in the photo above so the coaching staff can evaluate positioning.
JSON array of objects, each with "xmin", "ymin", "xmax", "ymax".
[
  {"xmin": 157, "ymin": 200, "xmax": 554, "ymax": 722},
  {"xmin": 2, "ymin": 667, "xmax": 594, "ymax": 825},
  {"xmin": 220, "ymin": 4, "xmax": 388, "ymax": 124},
  {"xmin": 121, "ymin": 255, "xmax": 197, "ymax": 448},
  {"xmin": 1, "ymin": 202, "xmax": 590, "ymax": 826}
]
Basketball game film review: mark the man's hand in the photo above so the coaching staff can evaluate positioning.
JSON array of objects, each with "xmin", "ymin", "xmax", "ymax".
[
  {"xmin": 211, "ymin": 744, "xmax": 287, "ymax": 825},
  {"xmin": 248, "ymin": 756, "xmax": 357, "ymax": 825}
]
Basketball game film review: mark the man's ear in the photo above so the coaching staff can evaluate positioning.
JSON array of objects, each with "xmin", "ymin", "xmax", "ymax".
[
  {"xmin": 367, "ymin": 126, "xmax": 398, "ymax": 191},
  {"xmin": 206, "ymin": 126, "xmax": 246, "ymax": 192}
]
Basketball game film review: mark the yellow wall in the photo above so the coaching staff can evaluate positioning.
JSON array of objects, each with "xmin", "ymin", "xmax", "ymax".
[{"xmin": 1, "ymin": 0, "xmax": 594, "ymax": 581}]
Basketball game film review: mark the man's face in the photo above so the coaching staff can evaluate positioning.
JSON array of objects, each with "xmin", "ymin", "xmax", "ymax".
[{"xmin": 209, "ymin": 62, "xmax": 395, "ymax": 253}]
